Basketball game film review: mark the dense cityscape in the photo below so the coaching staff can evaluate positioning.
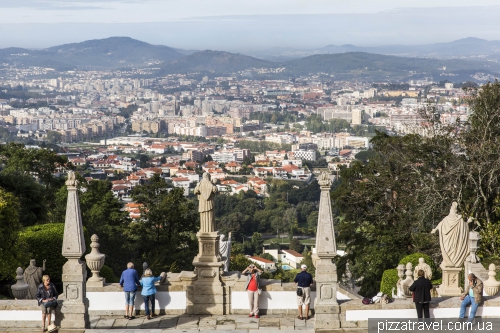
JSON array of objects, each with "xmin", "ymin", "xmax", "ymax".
[{"xmin": 0, "ymin": 57, "xmax": 476, "ymax": 217}]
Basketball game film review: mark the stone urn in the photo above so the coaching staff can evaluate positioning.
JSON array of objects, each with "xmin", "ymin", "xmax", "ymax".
[
  {"xmin": 483, "ymin": 263, "xmax": 500, "ymax": 296},
  {"xmin": 85, "ymin": 234, "xmax": 106, "ymax": 287},
  {"xmin": 11, "ymin": 267, "xmax": 29, "ymax": 299}
]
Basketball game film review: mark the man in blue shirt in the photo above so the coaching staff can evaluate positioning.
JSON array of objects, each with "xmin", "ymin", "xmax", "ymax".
[
  {"xmin": 294, "ymin": 264, "xmax": 313, "ymax": 320},
  {"xmin": 119, "ymin": 262, "xmax": 140, "ymax": 320}
]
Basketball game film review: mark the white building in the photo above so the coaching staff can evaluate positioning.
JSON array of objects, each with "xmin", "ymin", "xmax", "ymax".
[
  {"xmin": 211, "ymin": 151, "xmax": 237, "ymax": 163},
  {"xmin": 281, "ymin": 250, "xmax": 304, "ymax": 269},
  {"xmin": 172, "ymin": 177, "xmax": 190, "ymax": 196},
  {"xmin": 345, "ymin": 136, "xmax": 370, "ymax": 149},
  {"xmin": 248, "ymin": 256, "xmax": 276, "ymax": 271},
  {"xmin": 292, "ymin": 150, "xmax": 317, "ymax": 161},
  {"xmin": 352, "ymin": 109, "xmax": 362, "ymax": 125}
]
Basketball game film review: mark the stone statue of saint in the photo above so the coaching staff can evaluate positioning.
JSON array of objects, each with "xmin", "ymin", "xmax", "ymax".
[
  {"xmin": 431, "ymin": 202, "xmax": 472, "ymax": 268},
  {"xmin": 194, "ymin": 173, "xmax": 218, "ymax": 233},
  {"xmin": 414, "ymin": 257, "xmax": 432, "ymax": 280},
  {"xmin": 23, "ymin": 259, "xmax": 46, "ymax": 299},
  {"xmin": 219, "ymin": 232, "xmax": 232, "ymax": 272}
]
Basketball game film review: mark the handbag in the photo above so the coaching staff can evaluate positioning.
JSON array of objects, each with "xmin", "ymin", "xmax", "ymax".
[
  {"xmin": 43, "ymin": 300, "xmax": 57, "ymax": 308},
  {"xmin": 297, "ymin": 287, "xmax": 303, "ymax": 297}
]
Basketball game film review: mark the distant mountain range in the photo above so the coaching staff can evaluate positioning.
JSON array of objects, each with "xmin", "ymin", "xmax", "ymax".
[
  {"xmin": 249, "ymin": 37, "xmax": 500, "ymax": 61},
  {"xmin": 1, "ymin": 37, "xmax": 499, "ymax": 81}
]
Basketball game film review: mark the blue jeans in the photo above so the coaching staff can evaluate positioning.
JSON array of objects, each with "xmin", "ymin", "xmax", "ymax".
[
  {"xmin": 143, "ymin": 294, "xmax": 156, "ymax": 316},
  {"xmin": 459, "ymin": 295, "xmax": 479, "ymax": 319},
  {"xmin": 124, "ymin": 291, "xmax": 136, "ymax": 306}
]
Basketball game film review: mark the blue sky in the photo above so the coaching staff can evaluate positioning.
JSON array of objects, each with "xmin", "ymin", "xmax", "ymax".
[{"xmin": 1, "ymin": 0, "xmax": 500, "ymax": 50}]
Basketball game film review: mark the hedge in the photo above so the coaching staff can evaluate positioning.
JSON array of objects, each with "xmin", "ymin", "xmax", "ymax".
[
  {"xmin": 99, "ymin": 265, "xmax": 118, "ymax": 283},
  {"xmin": 19, "ymin": 223, "xmax": 89, "ymax": 285},
  {"xmin": 380, "ymin": 269, "xmax": 398, "ymax": 296},
  {"xmin": 379, "ymin": 252, "xmax": 439, "ymax": 296}
]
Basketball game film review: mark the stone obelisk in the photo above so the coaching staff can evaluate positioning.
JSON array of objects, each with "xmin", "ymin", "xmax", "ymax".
[
  {"xmin": 312, "ymin": 172, "xmax": 340, "ymax": 331},
  {"xmin": 56, "ymin": 171, "xmax": 89, "ymax": 329},
  {"xmin": 191, "ymin": 173, "xmax": 226, "ymax": 314}
]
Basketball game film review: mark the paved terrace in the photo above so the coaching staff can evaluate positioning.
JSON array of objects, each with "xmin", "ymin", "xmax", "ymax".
[{"xmin": 6, "ymin": 314, "xmax": 336, "ymax": 333}]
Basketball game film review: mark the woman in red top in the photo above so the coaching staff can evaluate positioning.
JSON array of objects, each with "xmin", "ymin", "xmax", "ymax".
[{"xmin": 243, "ymin": 264, "xmax": 262, "ymax": 318}]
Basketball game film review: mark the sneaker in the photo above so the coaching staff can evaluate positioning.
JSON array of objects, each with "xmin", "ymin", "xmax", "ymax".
[
  {"xmin": 248, "ymin": 314, "xmax": 254, "ymax": 317},
  {"xmin": 152, "ymin": 313, "xmax": 158, "ymax": 318},
  {"xmin": 255, "ymin": 315, "xmax": 260, "ymax": 319}
]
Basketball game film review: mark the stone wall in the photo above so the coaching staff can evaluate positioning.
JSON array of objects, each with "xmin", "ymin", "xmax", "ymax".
[
  {"xmin": 339, "ymin": 296, "xmax": 500, "ymax": 329},
  {"xmin": 85, "ymin": 274, "xmax": 354, "ymax": 316},
  {"xmin": 0, "ymin": 300, "xmax": 56, "ymax": 329},
  {"xmin": 0, "ymin": 275, "xmax": 354, "ymax": 328}
]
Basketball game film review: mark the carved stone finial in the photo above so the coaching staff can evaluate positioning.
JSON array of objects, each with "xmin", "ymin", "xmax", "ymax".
[
  {"xmin": 402, "ymin": 262, "xmax": 414, "ymax": 297},
  {"xmin": 11, "ymin": 267, "xmax": 29, "ymax": 299},
  {"xmin": 85, "ymin": 234, "xmax": 105, "ymax": 286},
  {"xmin": 66, "ymin": 170, "xmax": 78, "ymax": 187},
  {"xmin": 484, "ymin": 263, "xmax": 500, "ymax": 296}
]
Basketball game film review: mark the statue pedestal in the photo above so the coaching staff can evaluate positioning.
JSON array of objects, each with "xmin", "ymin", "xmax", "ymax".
[
  {"xmin": 313, "ymin": 255, "xmax": 341, "ymax": 331},
  {"xmin": 438, "ymin": 265, "xmax": 462, "ymax": 296},
  {"xmin": 191, "ymin": 231, "xmax": 226, "ymax": 315},
  {"xmin": 56, "ymin": 259, "xmax": 89, "ymax": 329}
]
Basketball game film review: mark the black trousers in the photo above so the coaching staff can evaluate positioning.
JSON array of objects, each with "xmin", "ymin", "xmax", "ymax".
[{"xmin": 415, "ymin": 302, "xmax": 430, "ymax": 318}]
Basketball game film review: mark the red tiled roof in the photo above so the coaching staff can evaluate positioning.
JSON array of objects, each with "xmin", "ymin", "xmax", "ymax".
[
  {"xmin": 282, "ymin": 249, "xmax": 303, "ymax": 257},
  {"xmin": 250, "ymin": 256, "xmax": 274, "ymax": 264},
  {"xmin": 172, "ymin": 177, "xmax": 189, "ymax": 181}
]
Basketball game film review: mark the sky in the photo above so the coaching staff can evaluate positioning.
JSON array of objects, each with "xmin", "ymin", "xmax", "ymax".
[{"xmin": 1, "ymin": 0, "xmax": 500, "ymax": 51}]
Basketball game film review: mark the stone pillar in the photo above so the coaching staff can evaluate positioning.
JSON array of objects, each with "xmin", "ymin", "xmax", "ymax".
[
  {"xmin": 191, "ymin": 231, "xmax": 226, "ymax": 314},
  {"xmin": 313, "ymin": 172, "xmax": 340, "ymax": 332},
  {"xmin": 56, "ymin": 171, "xmax": 89, "ymax": 329}
]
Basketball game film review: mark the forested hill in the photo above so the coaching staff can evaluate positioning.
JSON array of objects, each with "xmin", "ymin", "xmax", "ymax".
[
  {"xmin": 160, "ymin": 50, "xmax": 273, "ymax": 74},
  {"xmin": 281, "ymin": 52, "xmax": 500, "ymax": 79},
  {"xmin": 0, "ymin": 37, "xmax": 186, "ymax": 70}
]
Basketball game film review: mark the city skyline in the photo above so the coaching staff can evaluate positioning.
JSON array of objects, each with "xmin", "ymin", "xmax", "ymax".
[{"xmin": 2, "ymin": 1, "xmax": 500, "ymax": 51}]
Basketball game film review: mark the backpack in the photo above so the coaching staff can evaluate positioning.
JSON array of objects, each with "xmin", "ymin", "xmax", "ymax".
[{"xmin": 362, "ymin": 297, "xmax": 372, "ymax": 305}]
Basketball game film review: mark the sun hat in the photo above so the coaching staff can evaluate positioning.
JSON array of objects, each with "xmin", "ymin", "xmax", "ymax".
[{"xmin": 47, "ymin": 324, "xmax": 59, "ymax": 332}]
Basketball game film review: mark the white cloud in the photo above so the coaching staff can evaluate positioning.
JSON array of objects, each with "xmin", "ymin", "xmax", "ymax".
[{"xmin": 2, "ymin": 0, "xmax": 500, "ymax": 24}]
